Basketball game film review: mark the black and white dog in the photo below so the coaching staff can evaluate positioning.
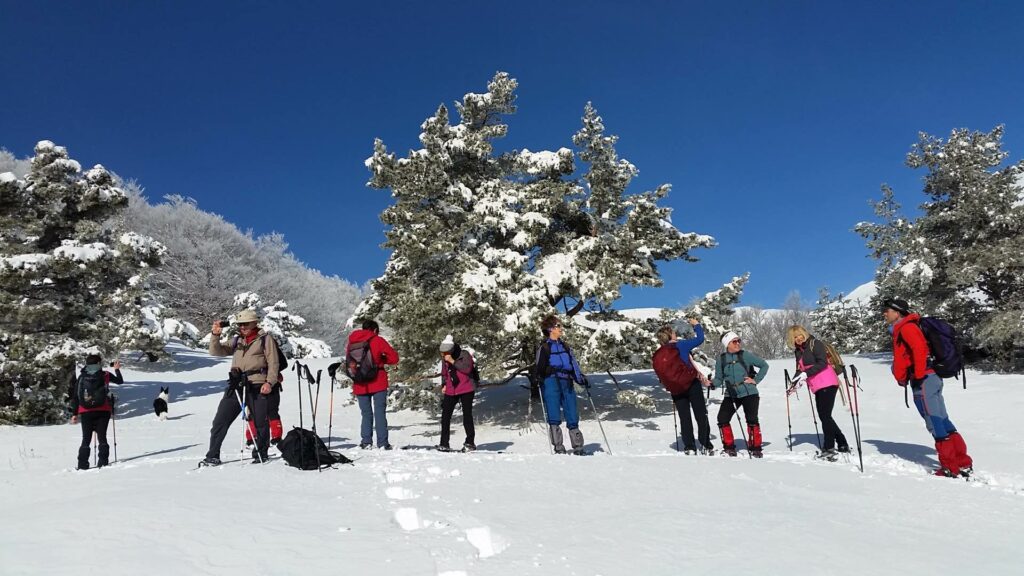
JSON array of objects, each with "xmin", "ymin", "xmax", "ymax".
[{"xmin": 153, "ymin": 386, "xmax": 169, "ymax": 420}]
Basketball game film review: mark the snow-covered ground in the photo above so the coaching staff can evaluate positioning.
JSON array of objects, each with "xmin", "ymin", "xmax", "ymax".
[{"xmin": 2, "ymin": 343, "xmax": 1022, "ymax": 575}]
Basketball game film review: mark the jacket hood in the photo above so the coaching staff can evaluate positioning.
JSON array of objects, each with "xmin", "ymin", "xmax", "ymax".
[{"xmin": 349, "ymin": 329, "xmax": 378, "ymax": 343}]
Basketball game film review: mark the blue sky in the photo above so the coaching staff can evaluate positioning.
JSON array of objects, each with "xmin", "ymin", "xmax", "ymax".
[{"xmin": 2, "ymin": 1, "xmax": 1022, "ymax": 309}]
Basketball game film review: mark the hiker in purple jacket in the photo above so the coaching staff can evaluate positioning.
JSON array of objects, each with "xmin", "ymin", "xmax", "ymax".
[{"xmin": 436, "ymin": 337, "xmax": 478, "ymax": 452}]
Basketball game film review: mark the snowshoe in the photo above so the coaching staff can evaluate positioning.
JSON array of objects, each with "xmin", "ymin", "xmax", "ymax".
[
  {"xmin": 198, "ymin": 457, "xmax": 222, "ymax": 468},
  {"xmin": 572, "ymin": 448, "xmax": 591, "ymax": 456},
  {"xmin": 701, "ymin": 444, "xmax": 716, "ymax": 456},
  {"xmin": 959, "ymin": 466, "xmax": 974, "ymax": 479},
  {"xmin": 816, "ymin": 449, "xmax": 839, "ymax": 462},
  {"xmin": 934, "ymin": 467, "xmax": 956, "ymax": 478},
  {"xmin": 359, "ymin": 443, "xmax": 372, "ymax": 450},
  {"xmin": 436, "ymin": 445, "xmax": 453, "ymax": 452},
  {"xmin": 382, "ymin": 444, "xmax": 394, "ymax": 451},
  {"xmin": 749, "ymin": 448, "xmax": 763, "ymax": 459},
  {"xmin": 837, "ymin": 445, "xmax": 851, "ymax": 454},
  {"xmin": 683, "ymin": 449, "xmax": 697, "ymax": 456},
  {"xmin": 554, "ymin": 446, "xmax": 567, "ymax": 454},
  {"xmin": 462, "ymin": 443, "xmax": 476, "ymax": 452},
  {"xmin": 723, "ymin": 446, "xmax": 738, "ymax": 457}
]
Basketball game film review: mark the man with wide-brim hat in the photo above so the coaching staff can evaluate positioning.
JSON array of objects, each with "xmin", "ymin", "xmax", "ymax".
[{"xmin": 199, "ymin": 309, "xmax": 282, "ymax": 466}]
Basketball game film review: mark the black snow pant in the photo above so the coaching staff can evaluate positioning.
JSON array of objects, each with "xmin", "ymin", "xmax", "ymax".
[
  {"xmin": 78, "ymin": 411, "xmax": 111, "ymax": 468},
  {"xmin": 673, "ymin": 385, "xmax": 711, "ymax": 451},
  {"xmin": 717, "ymin": 395, "xmax": 760, "ymax": 427},
  {"xmin": 814, "ymin": 385, "xmax": 849, "ymax": 451},
  {"xmin": 440, "ymin": 391, "xmax": 475, "ymax": 448},
  {"xmin": 206, "ymin": 385, "xmax": 270, "ymax": 460}
]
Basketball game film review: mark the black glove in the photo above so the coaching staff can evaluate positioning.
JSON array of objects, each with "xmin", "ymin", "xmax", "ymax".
[
  {"xmin": 910, "ymin": 377, "xmax": 925, "ymax": 387},
  {"xmin": 228, "ymin": 367, "xmax": 245, "ymax": 388}
]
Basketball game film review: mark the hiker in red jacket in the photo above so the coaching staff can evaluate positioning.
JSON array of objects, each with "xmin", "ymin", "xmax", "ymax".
[
  {"xmin": 884, "ymin": 298, "xmax": 973, "ymax": 477},
  {"xmin": 346, "ymin": 319, "xmax": 399, "ymax": 449},
  {"xmin": 68, "ymin": 354, "xmax": 123, "ymax": 470}
]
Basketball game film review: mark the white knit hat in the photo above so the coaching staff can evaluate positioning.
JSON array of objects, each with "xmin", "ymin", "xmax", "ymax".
[
  {"xmin": 721, "ymin": 331, "xmax": 741, "ymax": 348},
  {"xmin": 439, "ymin": 334, "xmax": 455, "ymax": 353}
]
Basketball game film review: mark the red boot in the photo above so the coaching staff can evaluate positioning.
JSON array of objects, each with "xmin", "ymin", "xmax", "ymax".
[
  {"xmin": 720, "ymin": 425, "xmax": 736, "ymax": 455},
  {"xmin": 748, "ymin": 425, "xmax": 763, "ymax": 457},
  {"xmin": 947, "ymin": 432, "xmax": 973, "ymax": 473},
  {"xmin": 934, "ymin": 438, "xmax": 961, "ymax": 477},
  {"xmin": 270, "ymin": 418, "xmax": 283, "ymax": 445}
]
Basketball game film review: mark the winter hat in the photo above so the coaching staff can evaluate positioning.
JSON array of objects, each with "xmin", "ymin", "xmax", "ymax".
[
  {"xmin": 721, "ymin": 331, "xmax": 741, "ymax": 348},
  {"xmin": 236, "ymin": 309, "xmax": 260, "ymax": 323},
  {"xmin": 882, "ymin": 298, "xmax": 911, "ymax": 316},
  {"xmin": 439, "ymin": 335, "xmax": 455, "ymax": 353}
]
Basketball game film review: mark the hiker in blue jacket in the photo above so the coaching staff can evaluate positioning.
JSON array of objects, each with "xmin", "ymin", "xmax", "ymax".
[
  {"xmin": 713, "ymin": 331, "xmax": 769, "ymax": 457},
  {"xmin": 535, "ymin": 314, "xmax": 588, "ymax": 455}
]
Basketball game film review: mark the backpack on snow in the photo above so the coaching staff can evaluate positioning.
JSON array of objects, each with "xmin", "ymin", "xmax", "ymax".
[
  {"xmin": 345, "ymin": 337, "xmax": 379, "ymax": 383},
  {"xmin": 653, "ymin": 344, "xmax": 699, "ymax": 396},
  {"xmin": 77, "ymin": 369, "xmax": 109, "ymax": 409},
  {"xmin": 917, "ymin": 317, "xmax": 966, "ymax": 386},
  {"xmin": 278, "ymin": 427, "xmax": 353, "ymax": 470}
]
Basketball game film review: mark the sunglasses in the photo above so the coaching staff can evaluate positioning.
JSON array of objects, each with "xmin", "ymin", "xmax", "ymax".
[{"xmin": 730, "ymin": 338, "xmax": 741, "ymax": 344}]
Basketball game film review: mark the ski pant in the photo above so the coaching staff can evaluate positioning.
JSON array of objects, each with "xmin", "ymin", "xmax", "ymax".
[
  {"xmin": 78, "ymin": 411, "xmax": 111, "ymax": 468},
  {"xmin": 717, "ymin": 395, "xmax": 759, "ymax": 427},
  {"xmin": 673, "ymin": 385, "xmax": 711, "ymax": 450},
  {"xmin": 439, "ymin": 391, "xmax": 475, "ymax": 448},
  {"xmin": 206, "ymin": 385, "xmax": 270, "ymax": 460},
  {"xmin": 542, "ymin": 375, "xmax": 579, "ymax": 429},
  {"xmin": 814, "ymin": 385, "xmax": 849, "ymax": 451},
  {"xmin": 912, "ymin": 374, "xmax": 957, "ymax": 440},
  {"xmin": 357, "ymin": 390, "xmax": 389, "ymax": 447}
]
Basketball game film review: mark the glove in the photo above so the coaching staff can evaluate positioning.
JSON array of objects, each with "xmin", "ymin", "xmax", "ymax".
[
  {"xmin": 790, "ymin": 371, "xmax": 805, "ymax": 385},
  {"xmin": 910, "ymin": 377, "xmax": 925, "ymax": 387}
]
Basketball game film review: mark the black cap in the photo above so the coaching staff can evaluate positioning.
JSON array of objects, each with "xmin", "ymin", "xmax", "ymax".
[{"xmin": 883, "ymin": 298, "xmax": 911, "ymax": 315}]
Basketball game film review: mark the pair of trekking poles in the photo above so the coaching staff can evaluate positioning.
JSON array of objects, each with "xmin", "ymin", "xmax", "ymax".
[{"xmin": 784, "ymin": 367, "xmax": 864, "ymax": 473}]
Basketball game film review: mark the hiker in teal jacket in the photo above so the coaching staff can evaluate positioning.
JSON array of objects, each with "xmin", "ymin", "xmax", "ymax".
[{"xmin": 713, "ymin": 331, "xmax": 769, "ymax": 457}]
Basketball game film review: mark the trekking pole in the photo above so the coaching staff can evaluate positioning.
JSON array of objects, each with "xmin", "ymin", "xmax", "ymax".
[
  {"xmin": 110, "ymin": 396, "xmax": 118, "ymax": 464},
  {"xmin": 536, "ymin": 380, "xmax": 555, "ymax": 455},
  {"xmin": 92, "ymin": 433, "xmax": 98, "ymax": 468},
  {"xmin": 904, "ymin": 385, "xmax": 909, "ymax": 409},
  {"xmin": 784, "ymin": 370, "xmax": 793, "ymax": 452},
  {"xmin": 806, "ymin": 383, "xmax": 822, "ymax": 451},
  {"xmin": 734, "ymin": 404, "xmax": 751, "ymax": 459},
  {"xmin": 314, "ymin": 368, "xmax": 323, "ymax": 472},
  {"xmin": 584, "ymin": 386, "xmax": 612, "ymax": 456},
  {"xmin": 327, "ymin": 362, "xmax": 340, "ymax": 450},
  {"xmin": 670, "ymin": 395, "xmax": 680, "ymax": 452},
  {"xmin": 236, "ymin": 386, "xmax": 263, "ymax": 464},
  {"xmin": 294, "ymin": 361, "xmax": 304, "ymax": 429},
  {"xmin": 849, "ymin": 365, "xmax": 865, "ymax": 473}
]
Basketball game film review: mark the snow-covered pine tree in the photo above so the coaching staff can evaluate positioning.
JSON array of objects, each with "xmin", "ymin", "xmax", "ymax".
[
  {"xmin": 0, "ymin": 141, "xmax": 164, "ymax": 423},
  {"xmin": 810, "ymin": 287, "xmax": 877, "ymax": 354},
  {"xmin": 356, "ymin": 73, "xmax": 735, "ymax": 401},
  {"xmin": 856, "ymin": 126, "xmax": 1024, "ymax": 369}
]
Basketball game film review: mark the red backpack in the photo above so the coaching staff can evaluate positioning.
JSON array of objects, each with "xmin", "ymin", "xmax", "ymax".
[{"xmin": 652, "ymin": 344, "xmax": 699, "ymax": 395}]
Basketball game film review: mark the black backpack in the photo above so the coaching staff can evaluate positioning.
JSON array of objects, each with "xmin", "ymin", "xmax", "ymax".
[
  {"xmin": 278, "ymin": 428, "xmax": 353, "ymax": 470},
  {"xmin": 77, "ymin": 369, "xmax": 108, "ymax": 409},
  {"xmin": 345, "ymin": 337, "xmax": 379, "ymax": 383},
  {"xmin": 915, "ymin": 317, "xmax": 966, "ymax": 387}
]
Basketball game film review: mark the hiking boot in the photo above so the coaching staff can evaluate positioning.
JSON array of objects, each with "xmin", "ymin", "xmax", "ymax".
[
  {"xmin": 436, "ymin": 444, "xmax": 452, "ymax": 452},
  {"xmin": 701, "ymin": 447, "xmax": 716, "ymax": 456},
  {"xmin": 572, "ymin": 448, "xmax": 589, "ymax": 456},
  {"xmin": 568, "ymin": 428, "xmax": 585, "ymax": 453},
  {"xmin": 960, "ymin": 466, "xmax": 974, "ymax": 479},
  {"xmin": 554, "ymin": 446, "xmax": 567, "ymax": 454},
  {"xmin": 382, "ymin": 444, "xmax": 394, "ymax": 451},
  {"xmin": 199, "ymin": 456, "xmax": 222, "ymax": 467},
  {"xmin": 549, "ymin": 425, "xmax": 565, "ymax": 454},
  {"xmin": 934, "ymin": 467, "xmax": 956, "ymax": 478},
  {"xmin": 723, "ymin": 445, "xmax": 737, "ymax": 457},
  {"xmin": 683, "ymin": 449, "xmax": 697, "ymax": 456},
  {"xmin": 76, "ymin": 462, "xmax": 90, "ymax": 471},
  {"xmin": 462, "ymin": 442, "xmax": 476, "ymax": 452},
  {"xmin": 359, "ymin": 443, "xmax": 372, "ymax": 450},
  {"xmin": 750, "ymin": 448, "xmax": 763, "ymax": 459},
  {"xmin": 245, "ymin": 439, "xmax": 254, "ymax": 447},
  {"xmin": 837, "ymin": 445, "xmax": 851, "ymax": 454},
  {"xmin": 270, "ymin": 437, "xmax": 281, "ymax": 446}
]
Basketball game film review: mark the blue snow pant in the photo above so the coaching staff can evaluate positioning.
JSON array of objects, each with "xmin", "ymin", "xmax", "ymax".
[
  {"xmin": 357, "ymin": 390, "xmax": 389, "ymax": 447},
  {"xmin": 912, "ymin": 374, "xmax": 957, "ymax": 440},
  {"xmin": 542, "ymin": 375, "xmax": 580, "ymax": 429}
]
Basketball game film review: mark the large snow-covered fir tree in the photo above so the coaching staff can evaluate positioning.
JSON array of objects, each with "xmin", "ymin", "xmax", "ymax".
[
  {"xmin": 810, "ymin": 287, "xmax": 877, "ymax": 354},
  {"xmin": 355, "ymin": 72, "xmax": 742, "ymax": 392},
  {"xmin": 0, "ymin": 141, "xmax": 165, "ymax": 423},
  {"xmin": 856, "ymin": 126, "xmax": 1024, "ymax": 369}
]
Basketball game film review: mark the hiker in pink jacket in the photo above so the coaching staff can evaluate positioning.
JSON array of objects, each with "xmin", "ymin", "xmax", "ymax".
[{"xmin": 786, "ymin": 325, "xmax": 849, "ymax": 460}]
